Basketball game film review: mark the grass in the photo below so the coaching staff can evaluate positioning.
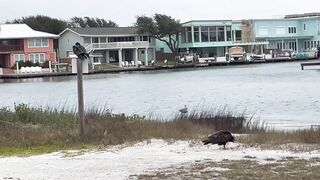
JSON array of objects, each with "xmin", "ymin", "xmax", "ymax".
[
  {"xmin": 93, "ymin": 63, "xmax": 121, "ymax": 70},
  {"xmin": 132, "ymin": 158, "xmax": 320, "ymax": 179},
  {"xmin": 0, "ymin": 103, "xmax": 319, "ymax": 156}
]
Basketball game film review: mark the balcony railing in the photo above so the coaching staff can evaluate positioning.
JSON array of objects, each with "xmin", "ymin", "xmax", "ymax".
[
  {"xmin": 0, "ymin": 45, "xmax": 24, "ymax": 52},
  {"xmin": 90, "ymin": 41, "xmax": 152, "ymax": 50}
]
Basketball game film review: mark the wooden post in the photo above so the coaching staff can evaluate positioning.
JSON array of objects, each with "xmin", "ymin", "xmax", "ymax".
[{"xmin": 77, "ymin": 59, "xmax": 85, "ymax": 137}]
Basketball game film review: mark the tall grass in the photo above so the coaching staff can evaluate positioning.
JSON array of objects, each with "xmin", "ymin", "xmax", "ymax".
[{"xmin": 0, "ymin": 104, "xmax": 256, "ymax": 149}]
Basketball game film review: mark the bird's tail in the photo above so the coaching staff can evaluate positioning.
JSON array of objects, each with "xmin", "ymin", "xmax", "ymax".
[{"xmin": 202, "ymin": 139, "xmax": 211, "ymax": 145}]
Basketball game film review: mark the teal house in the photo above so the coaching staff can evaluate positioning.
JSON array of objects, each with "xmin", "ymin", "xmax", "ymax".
[
  {"xmin": 157, "ymin": 20, "xmax": 268, "ymax": 57},
  {"xmin": 254, "ymin": 13, "xmax": 320, "ymax": 52}
]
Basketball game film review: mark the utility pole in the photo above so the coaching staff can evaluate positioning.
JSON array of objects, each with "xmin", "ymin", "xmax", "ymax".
[{"xmin": 77, "ymin": 58, "xmax": 85, "ymax": 137}]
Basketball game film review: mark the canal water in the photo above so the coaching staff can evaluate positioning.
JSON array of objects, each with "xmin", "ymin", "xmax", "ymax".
[{"xmin": 1, "ymin": 61, "xmax": 319, "ymax": 129}]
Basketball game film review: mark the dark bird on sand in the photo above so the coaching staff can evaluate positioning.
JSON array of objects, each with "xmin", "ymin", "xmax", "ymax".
[
  {"xmin": 72, "ymin": 42, "xmax": 90, "ymax": 60},
  {"xmin": 179, "ymin": 105, "xmax": 188, "ymax": 114},
  {"xmin": 202, "ymin": 130, "xmax": 235, "ymax": 149}
]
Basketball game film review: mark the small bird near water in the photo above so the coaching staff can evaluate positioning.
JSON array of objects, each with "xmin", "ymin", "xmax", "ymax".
[
  {"xmin": 202, "ymin": 130, "xmax": 235, "ymax": 149},
  {"xmin": 179, "ymin": 105, "xmax": 188, "ymax": 114}
]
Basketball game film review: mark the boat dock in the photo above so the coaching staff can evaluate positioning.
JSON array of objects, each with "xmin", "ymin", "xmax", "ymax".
[
  {"xmin": 0, "ymin": 57, "xmax": 318, "ymax": 79},
  {"xmin": 300, "ymin": 61, "xmax": 320, "ymax": 70}
]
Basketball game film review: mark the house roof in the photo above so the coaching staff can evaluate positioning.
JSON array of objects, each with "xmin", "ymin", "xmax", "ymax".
[
  {"xmin": 61, "ymin": 27, "xmax": 140, "ymax": 36},
  {"xmin": 0, "ymin": 24, "xmax": 59, "ymax": 39}
]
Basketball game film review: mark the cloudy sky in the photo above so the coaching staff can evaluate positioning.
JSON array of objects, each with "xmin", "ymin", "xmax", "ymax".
[{"xmin": 0, "ymin": 0, "xmax": 318, "ymax": 26}]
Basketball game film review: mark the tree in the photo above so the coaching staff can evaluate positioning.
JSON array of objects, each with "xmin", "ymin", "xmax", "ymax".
[
  {"xmin": 6, "ymin": 15, "xmax": 68, "ymax": 35},
  {"xmin": 69, "ymin": 17, "xmax": 118, "ymax": 28},
  {"xmin": 135, "ymin": 14, "xmax": 182, "ymax": 53}
]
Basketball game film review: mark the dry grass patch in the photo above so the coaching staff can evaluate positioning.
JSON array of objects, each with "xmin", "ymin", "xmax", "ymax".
[{"xmin": 132, "ymin": 158, "xmax": 320, "ymax": 179}]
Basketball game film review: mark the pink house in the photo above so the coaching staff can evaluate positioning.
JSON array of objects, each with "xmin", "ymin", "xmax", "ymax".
[{"xmin": 0, "ymin": 24, "xmax": 59, "ymax": 68}]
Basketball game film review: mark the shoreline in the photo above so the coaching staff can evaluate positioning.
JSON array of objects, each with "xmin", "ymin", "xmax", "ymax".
[{"xmin": 0, "ymin": 57, "xmax": 318, "ymax": 79}]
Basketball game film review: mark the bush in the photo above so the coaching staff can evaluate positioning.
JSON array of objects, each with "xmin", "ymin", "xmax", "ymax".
[
  {"xmin": 41, "ymin": 60, "xmax": 50, "ymax": 68},
  {"xmin": 25, "ymin": 61, "xmax": 35, "ymax": 67}
]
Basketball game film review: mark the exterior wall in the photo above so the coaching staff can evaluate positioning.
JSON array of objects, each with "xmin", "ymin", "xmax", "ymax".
[
  {"xmin": 23, "ymin": 38, "xmax": 56, "ymax": 62},
  {"xmin": 58, "ymin": 31, "xmax": 83, "ymax": 58},
  {"xmin": 254, "ymin": 17, "xmax": 320, "ymax": 51}
]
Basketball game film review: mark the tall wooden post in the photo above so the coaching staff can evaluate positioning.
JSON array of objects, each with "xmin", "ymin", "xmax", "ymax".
[{"xmin": 77, "ymin": 59, "xmax": 85, "ymax": 136}]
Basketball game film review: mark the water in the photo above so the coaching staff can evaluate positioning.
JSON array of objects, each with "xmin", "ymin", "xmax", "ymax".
[{"xmin": 1, "ymin": 61, "xmax": 319, "ymax": 129}]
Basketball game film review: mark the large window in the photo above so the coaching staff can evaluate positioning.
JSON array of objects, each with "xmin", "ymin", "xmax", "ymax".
[
  {"xmin": 209, "ymin": 27, "xmax": 217, "ymax": 42},
  {"xmin": 235, "ymin": 30, "xmax": 242, "ymax": 41},
  {"xmin": 288, "ymin": 42, "xmax": 297, "ymax": 51},
  {"xmin": 14, "ymin": 54, "xmax": 25, "ymax": 62},
  {"xmin": 181, "ymin": 27, "xmax": 187, "ymax": 43},
  {"xmin": 226, "ymin": 26, "xmax": 232, "ymax": 41},
  {"xmin": 28, "ymin": 38, "xmax": 48, "ymax": 48},
  {"xmin": 288, "ymin": 27, "xmax": 297, "ymax": 34},
  {"xmin": 193, "ymin": 27, "xmax": 200, "ymax": 42},
  {"xmin": 217, "ymin": 27, "xmax": 225, "ymax": 42},
  {"xmin": 201, "ymin": 26, "xmax": 209, "ymax": 42},
  {"xmin": 29, "ymin": 53, "xmax": 45, "ymax": 63},
  {"xmin": 187, "ymin": 27, "xmax": 192, "ymax": 43}
]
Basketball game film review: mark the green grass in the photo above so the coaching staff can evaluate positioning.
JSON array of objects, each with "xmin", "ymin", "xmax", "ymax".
[{"xmin": 93, "ymin": 63, "xmax": 121, "ymax": 70}]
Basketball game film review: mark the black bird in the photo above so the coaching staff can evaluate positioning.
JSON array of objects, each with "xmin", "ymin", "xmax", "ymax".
[
  {"xmin": 202, "ymin": 130, "xmax": 235, "ymax": 149},
  {"xmin": 72, "ymin": 42, "xmax": 90, "ymax": 60}
]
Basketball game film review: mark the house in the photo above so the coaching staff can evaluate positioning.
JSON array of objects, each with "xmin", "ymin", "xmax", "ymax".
[
  {"xmin": 254, "ymin": 13, "xmax": 320, "ymax": 52},
  {"xmin": 0, "ymin": 24, "xmax": 59, "ymax": 68},
  {"xmin": 157, "ymin": 20, "xmax": 268, "ymax": 57},
  {"xmin": 58, "ymin": 27, "xmax": 156, "ymax": 67}
]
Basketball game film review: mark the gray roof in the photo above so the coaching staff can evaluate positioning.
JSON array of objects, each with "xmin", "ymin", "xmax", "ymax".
[{"xmin": 70, "ymin": 27, "xmax": 140, "ymax": 36}]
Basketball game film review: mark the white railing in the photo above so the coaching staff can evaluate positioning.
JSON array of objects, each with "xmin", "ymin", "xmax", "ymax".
[{"xmin": 90, "ymin": 41, "xmax": 151, "ymax": 50}]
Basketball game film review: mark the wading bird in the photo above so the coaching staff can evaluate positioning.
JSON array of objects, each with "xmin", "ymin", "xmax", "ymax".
[{"xmin": 179, "ymin": 105, "xmax": 188, "ymax": 114}]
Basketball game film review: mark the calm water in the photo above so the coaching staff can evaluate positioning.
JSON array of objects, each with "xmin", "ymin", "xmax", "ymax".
[{"xmin": 1, "ymin": 61, "xmax": 319, "ymax": 129}]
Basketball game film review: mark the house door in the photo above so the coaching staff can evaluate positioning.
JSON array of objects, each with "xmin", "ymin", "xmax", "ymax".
[{"xmin": 0, "ymin": 54, "xmax": 10, "ymax": 68}]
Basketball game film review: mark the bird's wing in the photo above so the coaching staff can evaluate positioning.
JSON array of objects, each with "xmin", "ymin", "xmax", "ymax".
[
  {"xmin": 216, "ymin": 133, "xmax": 233, "ymax": 142},
  {"xmin": 72, "ymin": 46, "xmax": 82, "ymax": 56},
  {"xmin": 79, "ymin": 45, "xmax": 87, "ymax": 53}
]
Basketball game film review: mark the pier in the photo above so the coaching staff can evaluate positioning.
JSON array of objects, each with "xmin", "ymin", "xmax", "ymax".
[{"xmin": 301, "ymin": 61, "xmax": 320, "ymax": 70}]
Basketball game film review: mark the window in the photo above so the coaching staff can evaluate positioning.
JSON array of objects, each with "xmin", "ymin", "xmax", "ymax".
[
  {"xmin": 29, "ymin": 53, "xmax": 45, "ymax": 63},
  {"xmin": 181, "ymin": 27, "xmax": 187, "ymax": 43},
  {"xmin": 14, "ymin": 54, "xmax": 25, "ymax": 62},
  {"xmin": 288, "ymin": 42, "xmax": 297, "ymax": 51},
  {"xmin": 84, "ymin": 37, "xmax": 91, "ymax": 44},
  {"xmin": 217, "ymin": 27, "xmax": 225, "ymax": 42},
  {"xmin": 209, "ymin": 27, "xmax": 217, "ymax": 42},
  {"xmin": 277, "ymin": 42, "xmax": 283, "ymax": 49},
  {"xmin": 226, "ymin": 26, "xmax": 232, "ymax": 41},
  {"xmin": 235, "ymin": 30, "xmax": 242, "ymax": 41},
  {"xmin": 193, "ymin": 26, "xmax": 199, "ymax": 42},
  {"xmin": 201, "ymin": 26, "xmax": 209, "ymax": 42},
  {"xmin": 304, "ymin": 24, "xmax": 306, "ymax": 30},
  {"xmin": 92, "ymin": 37, "xmax": 99, "ymax": 43},
  {"xmin": 100, "ymin": 37, "xmax": 107, "ymax": 43},
  {"xmin": 288, "ymin": 27, "xmax": 297, "ymax": 34},
  {"xmin": 304, "ymin": 41, "xmax": 307, "ymax": 49},
  {"xmin": 307, "ymin": 41, "xmax": 310, "ymax": 49},
  {"xmin": 187, "ymin": 27, "xmax": 192, "ymax": 43},
  {"xmin": 28, "ymin": 38, "xmax": 49, "ymax": 48}
]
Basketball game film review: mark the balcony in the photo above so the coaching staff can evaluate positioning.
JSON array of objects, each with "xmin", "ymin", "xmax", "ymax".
[
  {"xmin": 0, "ymin": 45, "xmax": 24, "ymax": 52},
  {"xmin": 86, "ymin": 41, "xmax": 153, "ymax": 52}
]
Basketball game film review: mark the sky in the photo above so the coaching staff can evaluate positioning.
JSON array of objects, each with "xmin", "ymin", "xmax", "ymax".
[{"xmin": 0, "ymin": 0, "xmax": 319, "ymax": 26}]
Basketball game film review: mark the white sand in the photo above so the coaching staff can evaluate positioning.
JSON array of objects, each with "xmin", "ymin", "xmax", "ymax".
[{"xmin": 0, "ymin": 139, "xmax": 319, "ymax": 180}]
